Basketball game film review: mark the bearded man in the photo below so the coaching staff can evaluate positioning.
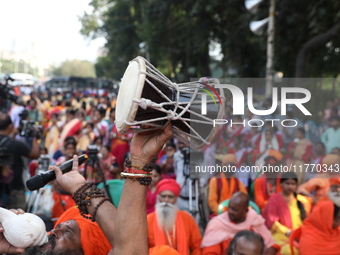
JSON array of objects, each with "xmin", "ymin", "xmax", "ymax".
[
  {"xmin": 147, "ymin": 179, "xmax": 202, "ymax": 255},
  {"xmin": 328, "ymin": 177, "xmax": 340, "ymax": 207}
]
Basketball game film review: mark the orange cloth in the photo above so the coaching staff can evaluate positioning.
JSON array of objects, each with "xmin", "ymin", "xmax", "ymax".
[
  {"xmin": 149, "ymin": 245, "xmax": 180, "ymax": 255},
  {"xmin": 208, "ymin": 175, "xmax": 248, "ymax": 214},
  {"xmin": 147, "ymin": 210, "xmax": 202, "ymax": 255},
  {"xmin": 55, "ymin": 206, "xmax": 112, "ymax": 255},
  {"xmin": 222, "ymin": 154, "xmax": 237, "ymax": 165},
  {"xmin": 299, "ymin": 201, "xmax": 340, "ymax": 255},
  {"xmin": 201, "ymin": 239, "xmax": 231, "ymax": 255},
  {"xmin": 330, "ymin": 176, "xmax": 340, "ymax": 186},
  {"xmin": 156, "ymin": 179, "xmax": 181, "ymax": 197},
  {"xmin": 297, "ymin": 174, "xmax": 330, "ymax": 201},
  {"xmin": 254, "ymin": 176, "xmax": 282, "ymax": 211}
]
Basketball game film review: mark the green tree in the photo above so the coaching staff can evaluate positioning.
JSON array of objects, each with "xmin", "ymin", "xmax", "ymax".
[{"xmin": 80, "ymin": 0, "xmax": 340, "ymax": 80}]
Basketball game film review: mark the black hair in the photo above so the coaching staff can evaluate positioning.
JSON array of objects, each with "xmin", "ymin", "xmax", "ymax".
[
  {"xmin": 227, "ymin": 230, "xmax": 265, "ymax": 255},
  {"xmin": 96, "ymin": 107, "xmax": 106, "ymax": 116},
  {"xmin": 102, "ymin": 145, "xmax": 111, "ymax": 152},
  {"xmin": 316, "ymin": 141, "xmax": 325, "ymax": 148},
  {"xmin": 296, "ymin": 127, "xmax": 305, "ymax": 135},
  {"xmin": 86, "ymin": 122, "xmax": 94, "ymax": 130},
  {"xmin": 330, "ymin": 116, "xmax": 340, "ymax": 122},
  {"xmin": 51, "ymin": 112, "xmax": 59, "ymax": 118},
  {"xmin": 64, "ymin": 141, "xmax": 76, "ymax": 149},
  {"xmin": 0, "ymin": 114, "xmax": 13, "ymax": 130},
  {"xmin": 166, "ymin": 143, "xmax": 176, "ymax": 150},
  {"xmin": 93, "ymin": 136, "xmax": 103, "ymax": 144},
  {"xmin": 280, "ymin": 172, "xmax": 306, "ymax": 221},
  {"xmin": 64, "ymin": 136, "xmax": 76, "ymax": 143},
  {"xmin": 66, "ymin": 109, "xmax": 76, "ymax": 115},
  {"xmin": 153, "ymin": 164, "xmax": 162, "ymax": 175},
  {"xmin": 110, "ymin": 107, "xmax": 116, "ymax": 114},
  {"xmin": 29, "ymin": 98, "xmax": 37, "ymax": 105}
]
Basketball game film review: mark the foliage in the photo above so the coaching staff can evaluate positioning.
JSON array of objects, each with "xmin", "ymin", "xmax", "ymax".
[{"xmin": 79, "ymin": 0, "xmax": 340, "ymax": 80}]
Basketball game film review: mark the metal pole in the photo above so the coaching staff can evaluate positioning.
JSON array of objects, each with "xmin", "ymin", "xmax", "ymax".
[{"xmin": 265, "ymin": 0, "xmax": 275, "ymax": 98}]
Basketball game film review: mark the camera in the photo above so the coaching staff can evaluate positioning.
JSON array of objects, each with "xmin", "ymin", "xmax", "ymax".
[
  {"xmin": 87, "ymin": 145, "xmax": 99, "ymax": 162},
  {"xmin": 18, "ymin": 120, "xmax": 43, "ymax": 139},
  {"xmin": 181, "ymin": 147, "xmax": 204, "ymax": 177},
  {"xmin": 36, "ymin": 155, "xmax": 51, "ymax": 174},
  {"xmin": 18, "ymin": 110, "xmax": 43, "ymax": 139},
  {"xmin": 182, "ymin": 147, "xmax": 204, "ymax": 166},
  {"xmin": 0, "ymin": 76, "xmax": 18, "ymax": 103}
]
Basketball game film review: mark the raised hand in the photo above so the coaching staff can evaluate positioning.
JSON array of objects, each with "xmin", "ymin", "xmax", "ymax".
[
  {"xmin": 129, "ymin": 124, "xmax": 173, "ymax": 166},
  {"xmin": 51, "ymin": 155, "xmax": 86, "ymax": 194}
]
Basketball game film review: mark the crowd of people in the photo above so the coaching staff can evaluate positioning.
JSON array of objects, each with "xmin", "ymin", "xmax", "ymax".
[{"xmin": 0, "ymin": 89, "xmax": 340, "ymax": 255}]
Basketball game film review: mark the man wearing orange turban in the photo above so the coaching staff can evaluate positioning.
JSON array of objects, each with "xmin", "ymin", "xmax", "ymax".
[
  {"xmin": 299, "ymin": 200, "xmax": 340, "ymax": 255},
  {"xmin": 208, "ymin": 154, "xmax": 248, "ymax": 215},
  {"xmin": 147, "ymin": 179, "xmax": 202, "ymax": 255},
  {"xmin": 54, "ymin": 206, "xmax": 112, "ymax": 255}
]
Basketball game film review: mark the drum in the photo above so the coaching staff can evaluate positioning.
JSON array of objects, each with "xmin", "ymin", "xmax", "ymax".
[{"xmin": 116, "ymin": 56, "xmax": 225, "ymax": 150}]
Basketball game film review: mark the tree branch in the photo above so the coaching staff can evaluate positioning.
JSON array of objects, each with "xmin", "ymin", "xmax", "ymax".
[{"xmin": 295, "ymin": 21, "xmax": 340, "ymax": 78}]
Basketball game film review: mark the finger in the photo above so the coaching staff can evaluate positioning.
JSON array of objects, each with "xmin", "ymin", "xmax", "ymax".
[
  {"xmin": 159, "ymin": 123, "xmax": 173, "ymax": 142},
  {"xmin": 16, "ymin": 208, "xmax": 25, "ymax": 214},
  {"xmin": 9, "ymin": 209, "xmax": 19, "ymax": 214},
  {"xmin": 55, "ymin": 161, "xmax": 61, "ymax": 167},
  {"xmin": 50, "ymin": 165, "xmax": 63, "ymax": 180},
  {"xmin": 8, "ymin": 247, "xmax": 25, "ymax": 254},
  {"xmin": 72, "ymin": 155, "xmax": 79, "ymax": 172}
]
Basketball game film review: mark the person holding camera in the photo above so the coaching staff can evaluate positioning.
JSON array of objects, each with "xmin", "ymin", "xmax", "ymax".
[{"xmin": 0, "ymin": 113, "xmax": 40, "ymax": 209}]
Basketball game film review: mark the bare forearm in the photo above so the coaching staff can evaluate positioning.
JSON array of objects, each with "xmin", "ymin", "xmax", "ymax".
[
  {"xmin": 29, "ymin": 138, "xmax": 40, "ymax": 159},
  {"xmin": 88, "ymin": 197, "xmax": 117, "ymax": 246},
  {"xmin": 111, "ymin": 179, "xmax": 148, "ymax": 255}
]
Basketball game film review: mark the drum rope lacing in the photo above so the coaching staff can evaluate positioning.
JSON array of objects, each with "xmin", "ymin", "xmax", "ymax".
[{"xmin": 126, "ymin": 57, "xmax": 225, "ymax": 149}]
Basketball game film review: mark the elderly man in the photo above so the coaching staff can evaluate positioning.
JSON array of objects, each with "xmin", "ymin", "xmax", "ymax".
[
  {"xmin": 201, "ymin": 192, "xmax": 279, "ymax": 255},
  {"xmin": 327, "ymin": 177, "xmax": 340, "ymax": 206},
  {"xmin": 147, "ymin": 179, "xmax": 202, "ymax": 255},
  {"xmin": 0, "ymin": 124, "xmax": 173, "ymax": 255},
  {"xmin": 227, "ymin": 230, "xmax": 265, "ymax": 255}
]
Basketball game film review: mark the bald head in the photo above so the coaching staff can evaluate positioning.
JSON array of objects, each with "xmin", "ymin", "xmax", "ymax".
[
  {"xmin": 228, "ymin": 230, "xmax": 265, "ymax": 255},
  {"xmin": 230, "ymin": 192, "xmax": 249, "ymax": 209},
  {"xmin": 228, "ymin": 192, "xmax": 249, "ymax": 223}
]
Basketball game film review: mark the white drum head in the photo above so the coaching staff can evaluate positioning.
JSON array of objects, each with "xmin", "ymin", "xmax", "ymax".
[{"xmin": 116, "ymin": 57, "xmax": 146, "ymax": 133}]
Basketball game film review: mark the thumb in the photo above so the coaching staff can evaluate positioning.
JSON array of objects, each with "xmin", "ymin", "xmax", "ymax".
[
  {"xmin": 7, "ymin": 247, "xmax": 25, "ymax": 254},
  {"xmin": 71, "ymin": 155, "xmax": 79, "ymax": 172}
]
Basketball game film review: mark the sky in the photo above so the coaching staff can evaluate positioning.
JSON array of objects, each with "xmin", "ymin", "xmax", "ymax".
[{"xmin": 0, "ymin": 0, "xmax": 106, "ymax": 65}]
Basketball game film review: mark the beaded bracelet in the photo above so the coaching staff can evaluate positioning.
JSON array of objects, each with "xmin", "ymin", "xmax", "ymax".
[
  {"xmin": 124, "ymin": 158, "xmax": 154, "ymax": 172},
  {"xmin": 121, "ymin": 171, "xmax": 152, "ymax": 186},
  {"xmin": 91, "ymin": 197, "xmax": 110, "ymax": 222},
  {"xmin": 125, "ymin": 167, "xmax": 150, "ymax": 175},
  {"xmin": 121, "ymin": 172, "xmax": 152, "ymax": 178},
  {"xmin": 72, "ymin": 182, "xmax": 107, "ymax": 221}
]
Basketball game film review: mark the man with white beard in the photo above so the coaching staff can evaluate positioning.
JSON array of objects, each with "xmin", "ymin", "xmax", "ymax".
[
  {"xmin": 147, "ymin": 179, "xmax": 202, "ymax": 255},
  {"xmin": 328, "ymin": 177, "xmax": 340, "ymax": 207}
]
